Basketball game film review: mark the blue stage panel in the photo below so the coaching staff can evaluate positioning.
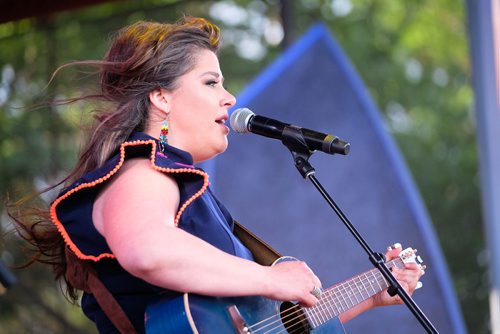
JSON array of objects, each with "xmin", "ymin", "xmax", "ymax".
[{"xmin": 214, "ymin": 23, "xmax": 465, "ymax": 334}]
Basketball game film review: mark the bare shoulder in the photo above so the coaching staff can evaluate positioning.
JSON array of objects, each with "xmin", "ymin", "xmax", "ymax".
[
  {"xmin": 93, "ymin": 157, "xmax": 180, "ymax": 233},
  {"xmin": 110, "ymin": 158, "xmax": 178, "ymax": 194}
]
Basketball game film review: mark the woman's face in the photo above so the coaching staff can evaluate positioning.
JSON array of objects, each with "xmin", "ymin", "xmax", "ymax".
[{"xmin": 165, "ymin": 49, "xmax": 236, "ymax": 163}]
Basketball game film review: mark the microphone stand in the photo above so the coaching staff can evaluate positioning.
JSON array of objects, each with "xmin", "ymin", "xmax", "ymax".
[{"xmin": 281, "ymin": 126, "xmax": 438, "ymax": 333}]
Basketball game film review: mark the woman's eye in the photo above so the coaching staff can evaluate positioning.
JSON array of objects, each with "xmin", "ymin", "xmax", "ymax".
[{"xmin": 206, "ymin": 80, "xmax": 218, "ymax": 87}]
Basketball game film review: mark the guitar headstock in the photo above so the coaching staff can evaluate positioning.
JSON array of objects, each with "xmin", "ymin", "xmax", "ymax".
[
  {"xmin": 398, "ymin": 247, "xmax": 425, "ymax": 268},
  {"xmin": 395, "ymin": 247, "xmax": 426, "ymax": 289}
]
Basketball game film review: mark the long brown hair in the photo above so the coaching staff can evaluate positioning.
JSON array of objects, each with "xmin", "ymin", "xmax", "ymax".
[{"xmin": 9, "ymin": 16, "xmax": 221, "ymax": 301}]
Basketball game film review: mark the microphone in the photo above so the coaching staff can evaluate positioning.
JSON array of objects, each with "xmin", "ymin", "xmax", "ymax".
[{"xmin": 230, "ymin": 108, "xmax": 350, "ymax": 155}]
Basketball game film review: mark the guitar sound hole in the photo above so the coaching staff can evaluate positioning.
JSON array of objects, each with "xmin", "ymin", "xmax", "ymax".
[{"xmin": 279, "ymin": 302, "xmax": 310, "ymax": 334}]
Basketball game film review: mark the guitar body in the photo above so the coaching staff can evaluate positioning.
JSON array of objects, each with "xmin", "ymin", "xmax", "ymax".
[
  {"xmin": 145, "ymin": 248, "xmax": 421, "ymax": 333},
  {"xmin": 145, "ymin": 293, "xmax": 345, "ymax": 334}
]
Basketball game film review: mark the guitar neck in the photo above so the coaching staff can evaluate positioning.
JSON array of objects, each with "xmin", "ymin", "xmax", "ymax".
[{"xmin": 303, "ymin": 257, "xmax": 405, "ymax": 329}]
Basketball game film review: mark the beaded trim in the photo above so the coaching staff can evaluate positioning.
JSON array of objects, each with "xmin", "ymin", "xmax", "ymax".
[{"xmin": 49, "ymin": 139, "xmax": 209, "ymax": 262}]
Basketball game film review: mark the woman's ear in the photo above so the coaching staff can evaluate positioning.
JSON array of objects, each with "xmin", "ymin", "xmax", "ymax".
[{"xmin": 149, "ymin": 89, "xmax": 170, "ymax": 114}]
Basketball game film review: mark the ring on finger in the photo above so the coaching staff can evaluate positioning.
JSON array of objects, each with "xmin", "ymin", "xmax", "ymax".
[{"xmin": 310, "ymin": 286, "xmax": 323, "ymax": 298}]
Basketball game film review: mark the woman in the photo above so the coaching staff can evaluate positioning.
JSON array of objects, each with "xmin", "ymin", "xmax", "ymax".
[{"xmin": 13, "ymin": 17, "xmax": 423, "ymax": 333}]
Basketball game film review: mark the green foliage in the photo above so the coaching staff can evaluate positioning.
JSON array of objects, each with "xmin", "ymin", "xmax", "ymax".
[{"xmin": 0, "ymin": 0, "xmax": 485, "ymax": 332}]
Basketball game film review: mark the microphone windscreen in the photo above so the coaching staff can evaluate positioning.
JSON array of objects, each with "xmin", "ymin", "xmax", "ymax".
[{"xmin": 230, "ymin": 108, "xmax": 254, "ymax": 133}]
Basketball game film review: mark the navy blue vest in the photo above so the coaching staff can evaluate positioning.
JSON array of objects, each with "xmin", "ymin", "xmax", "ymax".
[{"xmin": 50, "ymin": 132, "xmax": 253, "ymax": 333}]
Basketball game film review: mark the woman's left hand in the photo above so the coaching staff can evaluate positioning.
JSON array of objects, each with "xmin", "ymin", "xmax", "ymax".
[{"xmin": 371, "ymin": 243, "xmax": 425, "ymax": 307}]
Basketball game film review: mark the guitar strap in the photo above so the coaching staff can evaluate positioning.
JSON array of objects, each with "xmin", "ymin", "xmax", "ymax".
[
  {"xmin": 233, "ymin": 220, "xmax": 282, "ymax": 265},
  {"xmin": 64, "ymin": 222, "xmax": 279, "ymax": 333},
  {"xmin": 65, "ymin": 248, "xmax": 138, "ymax": 334}
]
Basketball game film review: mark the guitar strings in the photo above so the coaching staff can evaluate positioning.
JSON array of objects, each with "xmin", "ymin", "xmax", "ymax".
[
  {"xmin": 248, "ymin": 271, "xmax": 389, "ymax": 333},
  {"xmin": 250, "ymin": 304, "xmax": 304, "ymax": 333},
  {"xmin": 245, "ymin": 277, "xmax": 375, "ymax": 333},
  {"xmin": 245, "ymin": 258, "xmax": 404, "ymax": 333}
]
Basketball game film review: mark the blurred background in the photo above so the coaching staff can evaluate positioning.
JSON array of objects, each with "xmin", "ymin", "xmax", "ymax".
[{"xmin": 0, "ymin": 0, "xmax": 495, "ymax": 333}]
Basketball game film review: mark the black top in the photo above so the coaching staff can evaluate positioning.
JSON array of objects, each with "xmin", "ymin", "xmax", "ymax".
[{"xmin": 50, "ymin": 132, "xmax": 253, "ymax": 333}]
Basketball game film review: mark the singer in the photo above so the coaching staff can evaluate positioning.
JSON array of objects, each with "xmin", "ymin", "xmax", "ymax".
[{"xmin": 10, "ymin": 17, "xmax": 423, "ymax": 333}]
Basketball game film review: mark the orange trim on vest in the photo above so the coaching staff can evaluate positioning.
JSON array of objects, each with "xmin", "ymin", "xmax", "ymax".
[{"xmin": 49, "ymin": 139, "xmax": 209, "ymax": 262}]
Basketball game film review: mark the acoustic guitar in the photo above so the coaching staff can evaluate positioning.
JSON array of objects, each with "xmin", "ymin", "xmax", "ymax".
[{"xmin": 145, "ymin": 247, "xmax": 422, "ymax": 333}]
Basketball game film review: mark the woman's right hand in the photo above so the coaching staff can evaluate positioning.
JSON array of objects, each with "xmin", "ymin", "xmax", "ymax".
[{"xmin": 264, "ymin": 260, "xmax": 322, "ymax": 307}]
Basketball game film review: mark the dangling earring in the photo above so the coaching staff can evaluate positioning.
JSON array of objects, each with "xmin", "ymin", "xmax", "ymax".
[{"xmin": 159, "ymin": 117, "xmax": 169, "ymax": 153}]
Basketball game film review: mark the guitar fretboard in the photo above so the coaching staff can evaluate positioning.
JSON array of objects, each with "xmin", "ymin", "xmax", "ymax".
[{"xmin": 303, "ymin": 258, "xmax": 405, "ymax": 329}]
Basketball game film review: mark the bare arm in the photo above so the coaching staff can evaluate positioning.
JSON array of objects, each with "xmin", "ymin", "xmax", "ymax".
[{"xmin": 93, "ymin": 159, "xmax": 321, "ymax": 306}]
